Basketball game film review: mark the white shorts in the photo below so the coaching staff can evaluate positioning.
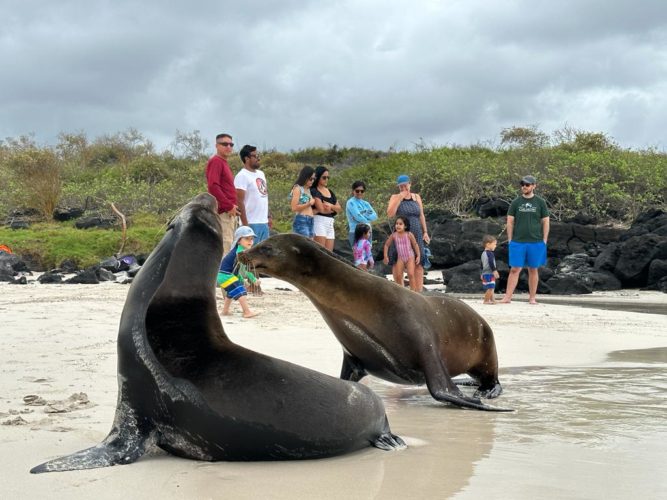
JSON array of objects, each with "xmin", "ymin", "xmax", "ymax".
[{"xmin": 313, "ymin": 215, "xmax": 335, "ymax": 239}]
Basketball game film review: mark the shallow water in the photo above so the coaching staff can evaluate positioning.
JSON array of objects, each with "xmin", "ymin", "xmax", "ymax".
[{"xmin": 362, "ymin": 346, "xmax": 667, "ymax": 499}]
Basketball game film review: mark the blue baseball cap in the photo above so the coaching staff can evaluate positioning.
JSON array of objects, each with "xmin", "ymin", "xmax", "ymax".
[{"xmin": 396, "ymin": 174, "xmax": 410, "ymax": 185}]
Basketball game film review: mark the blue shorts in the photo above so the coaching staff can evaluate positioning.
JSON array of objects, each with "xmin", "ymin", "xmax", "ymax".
[
  {"xmin": 481, "ymin": 274, "xmax": 496, "ymax": 290},
  {"xmin": 508, "ymin": 241, "xmax": 547, "ymax": 268},
  {"xmin": 292, "ymin": 215, "xmax": 314, "ymax": 238}
]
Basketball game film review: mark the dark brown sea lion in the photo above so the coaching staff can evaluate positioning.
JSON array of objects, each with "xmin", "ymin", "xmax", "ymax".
[
  {"xmin": 241, "ymin": 234, "xmax": 509, "ymax": 412},
  {"xmin": 31, "ymin": 194, "xmax": 404, "ymax": 473}
]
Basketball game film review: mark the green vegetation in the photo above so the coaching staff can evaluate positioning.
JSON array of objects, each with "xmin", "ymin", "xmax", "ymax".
[{"xmin": 1, "ymin": 126, "xmax": 665, "ymax": 269}]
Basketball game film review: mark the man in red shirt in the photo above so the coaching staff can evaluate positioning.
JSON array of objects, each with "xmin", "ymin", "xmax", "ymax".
[{"xmin": 206, "ymin": 133, "xmax": 239, "ymax": 254}]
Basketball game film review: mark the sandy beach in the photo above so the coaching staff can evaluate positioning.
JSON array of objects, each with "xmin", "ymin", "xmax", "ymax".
[{"xmin": 1, "ymin": 278, "xmax": 666, "ymax": 500}]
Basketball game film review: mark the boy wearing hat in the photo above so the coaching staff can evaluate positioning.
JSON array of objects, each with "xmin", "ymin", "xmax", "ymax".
[
  {"xmin": 217, "ymin": 226, "xmax": 260, "ymax": 318},
  {"xmin": 501, "ymin": 175, "xmax": 550, "ymax": 305}
]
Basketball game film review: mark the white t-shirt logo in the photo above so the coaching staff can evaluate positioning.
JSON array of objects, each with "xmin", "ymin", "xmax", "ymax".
[{"xmin": 256, "ymin": 178, "xmax": 268, "ymax": 196}]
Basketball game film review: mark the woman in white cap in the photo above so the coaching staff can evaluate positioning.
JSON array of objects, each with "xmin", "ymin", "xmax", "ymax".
[
  {"xmin": 217, "ymin": 226, "xmax": 260, "ymax": 318},
  {"xmin": 387, "ymin": 174, "xmax": 430, "ymax": 292}
]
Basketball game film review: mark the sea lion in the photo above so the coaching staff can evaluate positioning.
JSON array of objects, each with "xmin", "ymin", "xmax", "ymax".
[
  {"xmin": 240, "ymin": 234, "xmax": 509, "ymax": 412},
  {"xmin": 31, "ymin": 194, "xmax": 404, "ymax": 474}
]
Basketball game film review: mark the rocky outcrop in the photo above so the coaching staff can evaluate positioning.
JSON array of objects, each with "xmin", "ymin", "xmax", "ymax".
[{"xmin": 425, "ymin": 208, "xmax": 667, "ymax": 294}]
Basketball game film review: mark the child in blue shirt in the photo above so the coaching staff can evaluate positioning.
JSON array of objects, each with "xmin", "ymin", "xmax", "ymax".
[{"xmin": 217, "ymin": 226, "xmax": 260, "ymax": 318}]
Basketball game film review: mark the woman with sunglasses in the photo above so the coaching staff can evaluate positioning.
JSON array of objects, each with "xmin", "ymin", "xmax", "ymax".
[
  {"xmin": 311, "ymin": 166, "xmax": 342, "ymax": 251},
  {"xmin": 345, "ymin": 180, "xmax": 378, "ymax": 248},
  {"xmin": 290, "ymin": 166, "xmax": 316, "ymax": 239}
]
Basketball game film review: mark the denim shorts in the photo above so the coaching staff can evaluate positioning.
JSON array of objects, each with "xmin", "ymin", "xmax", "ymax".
[
  {"xmin": 508, "ymin": 241, "xmax": 547, "ymax": 268},
  {"xmin": 292, "ymin": 215, "xmax": 314, "ymax": 238}
]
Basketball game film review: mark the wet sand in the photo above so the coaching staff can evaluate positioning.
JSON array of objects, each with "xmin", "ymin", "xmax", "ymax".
[{"xmin": 1, "ymin": 280, "xmax": 666, "ymax": 499}]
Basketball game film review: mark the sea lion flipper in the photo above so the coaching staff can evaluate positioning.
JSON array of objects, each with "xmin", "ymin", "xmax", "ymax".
[
  {"xmin": 372, "ymin": 432, "xmax": 407, "ymax": 451},
  {"xmin": 340, "ymin": 353, "xmax": 367, "ymax": 382},
  {"xmin": 431, "ymin": 391, "xmax": 513, "ymax": 412},
  {"xmin": 422, "ymin": 351, "xmax": 513, "ymax": 411},
  {"xmin": 474, "ymin": 382, "xmax": 503, "ymax": 399},
  {"xmin": 371, "ymin": 416, "xmax": 407, "ymax": 451},
  {"xmin": 30, "ymin": 420, "xmax": 156, "ymax": 473}
]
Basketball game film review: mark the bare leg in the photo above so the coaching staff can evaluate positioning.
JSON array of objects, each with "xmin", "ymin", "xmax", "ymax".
[
  {"xmin": 222, "ymin": 297, "xmax": 232, "ymax": 315},
  {"xmin": 325, "ymin": 238, "xmax": 335, "ymax": 252},
  {"xmin": 392, "ymin": 261, "xmax": 406, "ymax": 287},
  {"xmin": 313, "ymin": 236, "xmax": 326, "ymax": 247},
  {"xmin": 406, "ymin": 259, "xmax": 417, "ymax": 291},
  {"xmin": 238, "ymin": 296, "xmax": 259, "ymax": 318},
  {"xmin": 501, "ymin": 267, "xmax": 522, "ymax": 303},
  {"xmin": 413, "ymin": 264, "xmax": 424, "ymax": 292},
  {"xmin": 528, "ymin": 267, "xmax": 539, "ymax": 304}
]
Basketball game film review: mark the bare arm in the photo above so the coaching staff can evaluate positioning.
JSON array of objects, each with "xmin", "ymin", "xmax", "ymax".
[
  {"xmin": 387, "ymin": 194, "xmax": 401, "ymax": 217},
  {"xmin": 330, "ymin": 199, "xmax": 343, "ymax": 214},
  {"xmin": 311, "ymin": 192, "xmax": 325, "ymax": 214},
  {"xmin": 541, "ymin": 217, "xmax": 550, "ymax": 243},
  {"xmin": 383, "ymin": 234, "xmax": 394, "ymax": 263},
  {"xmin": 236, "ymin": 188, "xmax": 248, "ymax": 226},
  {"xmin": 415, "ymin": 194, "xmax": 430, "ymax": 244},
  {"xmin": 409, "ymin": 232, "xmax": 420, "ymax": 265},
  {"xmin": 506, "ymin": 215, "xmax": 515, "ymax": 242}
]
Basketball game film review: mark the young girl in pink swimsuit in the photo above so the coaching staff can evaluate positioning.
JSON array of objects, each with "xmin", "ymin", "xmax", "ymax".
[{"xmin": 383, "ymin": 216, "xmax": 421, "ymax": 291}]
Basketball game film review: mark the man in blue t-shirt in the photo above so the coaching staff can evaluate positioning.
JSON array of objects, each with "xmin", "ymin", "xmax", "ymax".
[{"xmin": 501, "ymin": 175, "xmax": 550, "ymax": 305}]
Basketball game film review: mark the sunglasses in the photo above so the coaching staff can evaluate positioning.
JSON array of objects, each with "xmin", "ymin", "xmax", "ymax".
[
  {"xmin": 321, "ymin": 176, "xmax": 330, "ymax": 180},
  {"xmin": 249, "ymin": 154, "xmax": 260, "ymax": 159},
  {"xmin": 217, "ymin": 141, "xmax": 234, "ymax": 147},
  {"xmin": 354, "ymin": 189, "xmax": 365, "ymax": 193}
]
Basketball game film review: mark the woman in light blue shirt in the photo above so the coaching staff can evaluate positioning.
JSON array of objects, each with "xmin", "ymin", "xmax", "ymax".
[{"xmin": 345, "ymin": 180, "xmax": 378, "ymax": 248}]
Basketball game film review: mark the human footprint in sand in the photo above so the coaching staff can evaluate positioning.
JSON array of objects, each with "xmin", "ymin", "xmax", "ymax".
[{"xmin": 217, "ymin": 226, "xmax": 260, "ymax": 318}]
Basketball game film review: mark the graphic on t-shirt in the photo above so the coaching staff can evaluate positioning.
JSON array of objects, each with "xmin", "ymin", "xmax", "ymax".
[
  {"xmin": 519, "ymin": 202, "xmax": 537, "ymax": 213},
  {"xmin": 256, "ymin": 178, "xmax": 268, "ymax": 196}
]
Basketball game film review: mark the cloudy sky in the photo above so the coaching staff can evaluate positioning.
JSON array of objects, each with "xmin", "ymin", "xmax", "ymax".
[{"xmin": 2, "ymin": 0, "xmax": 667, "ymax": 152}]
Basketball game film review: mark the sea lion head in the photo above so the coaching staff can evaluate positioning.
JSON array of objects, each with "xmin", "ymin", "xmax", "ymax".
[
  {"xmin": 149, "ymin": 192, "xmax": 223, "ymax": 292},
  {"xmin": 240, "ymin": 233, "xmax": 324, "ymax": 280}
]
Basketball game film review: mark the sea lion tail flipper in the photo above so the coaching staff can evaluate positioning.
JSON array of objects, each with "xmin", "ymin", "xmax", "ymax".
[
  {"xmin": 372, "ymin": 432, "xmax": 407, "ymax": 451},
  {"xmin": 371, "ymin": 417, "xmax": 407, "ymax": 451},
  {"xmin": 30, "ymin": 422, "xmax": 156, "ymax": 473}
]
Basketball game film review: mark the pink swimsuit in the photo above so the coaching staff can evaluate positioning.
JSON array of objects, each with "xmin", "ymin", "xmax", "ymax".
[{"xmin": 393, "ymin": 232, "xmax": 414, "ymax": 263}]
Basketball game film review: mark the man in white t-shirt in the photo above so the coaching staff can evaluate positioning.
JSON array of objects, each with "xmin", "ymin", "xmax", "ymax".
[{"xmin": 235, "ymin": 145, "xmax": 270, "ymax": 243}]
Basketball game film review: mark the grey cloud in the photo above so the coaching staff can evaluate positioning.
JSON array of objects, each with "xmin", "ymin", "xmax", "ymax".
[{"xmin": 1, "ymin": 0, "xmax": 666, "ymax": 151}]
